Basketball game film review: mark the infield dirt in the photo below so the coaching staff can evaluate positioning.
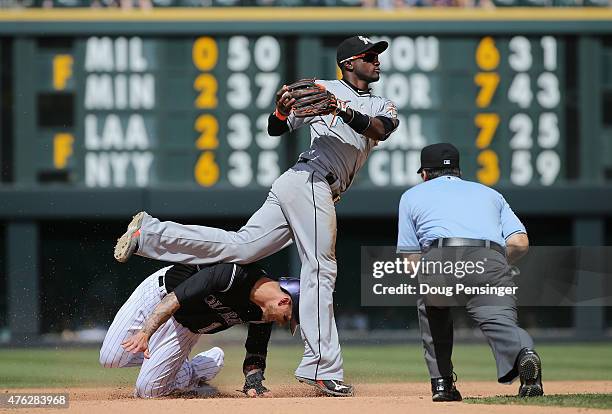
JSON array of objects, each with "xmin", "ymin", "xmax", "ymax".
[{"xmin": 4, "ymin": 381, "xmax": 611, "ymax": 414}]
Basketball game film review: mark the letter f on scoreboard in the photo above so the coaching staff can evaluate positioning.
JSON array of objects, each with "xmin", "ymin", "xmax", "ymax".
[{"xmin": 53, "ymin": 55, "xmax": 74, "ymax": 91}]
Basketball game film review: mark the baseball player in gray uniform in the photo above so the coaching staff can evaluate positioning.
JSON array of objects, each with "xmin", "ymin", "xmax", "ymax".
[{"xmin": 113, "ymin": 35, "xmax": 399, "ymax": 397}]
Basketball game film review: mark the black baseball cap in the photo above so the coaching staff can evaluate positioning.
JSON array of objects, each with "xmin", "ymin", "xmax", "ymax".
[
  {"xmin": 417, "ymin": 143, "xmax": 460, "ymax": 174},
  {"xmin": 336, "ymin": 36, "xmax": 388, "ymax": 65}
]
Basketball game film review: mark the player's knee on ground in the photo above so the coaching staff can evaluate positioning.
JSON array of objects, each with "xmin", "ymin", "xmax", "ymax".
[
  {"xmin": 193, "ymin": 346, "xmax": 225, "ymax": 381},
  {"xmin": 134, "ymin": 376, "xmax": 174, "ymax": 398}
]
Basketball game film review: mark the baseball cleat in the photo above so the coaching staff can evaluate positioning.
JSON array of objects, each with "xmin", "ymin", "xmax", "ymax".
[
  {"xmin": 114, "ymin": 212, "xmax": 145, "ymax": 263},
  {"xmin": 295, "ymin": 376, "xmax": 354, "ymax": 397},
  {"xmin": 431, "ymin": 376, "xmax": 462, "ymax": 402},
  {"xmin": 517, "ymin": 349, "xmax": 543, "ymax": 397}
]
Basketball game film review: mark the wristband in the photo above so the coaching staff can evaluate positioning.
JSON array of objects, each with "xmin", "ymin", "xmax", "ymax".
[
  {"xmin": 274, "ymin": 108, "xmax": 288, "ymax": 121},
  {"xmin": 243, "ymin": 353, "xmax": 267, "ymax": 376},
  {"xmin": 342, "ymin": 109, "xmax": 370, "ymax": 134}
]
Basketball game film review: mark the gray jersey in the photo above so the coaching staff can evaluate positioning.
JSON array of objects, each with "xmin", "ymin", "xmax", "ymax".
[{"xmin": 288, "ymin": 79, "xmax": 398, "ymax": 194}]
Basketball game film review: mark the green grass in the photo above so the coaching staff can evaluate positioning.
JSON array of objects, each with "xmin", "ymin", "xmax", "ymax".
[
  {"xmin": 465, "ymin": 394, "xmax": 612, "ymax": 410},
  {"xmin": 0, "ymin": 343, "xmax": 610, "ymax": 388}
]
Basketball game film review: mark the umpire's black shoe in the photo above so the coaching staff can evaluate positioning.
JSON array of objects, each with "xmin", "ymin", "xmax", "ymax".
[
  {"xmin": 517, "ymin": 348, "xmax": 544, "ymax": 397},
  {"xmin": 295, "ymin": 376, "xmax": 354, "ymax": 397},
  {"xmin": 431, "ymin": 376, "xmax": 462, "ymax": 402}
]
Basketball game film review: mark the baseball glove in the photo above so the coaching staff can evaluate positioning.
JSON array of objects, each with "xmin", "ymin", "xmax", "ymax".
[
  {"xmin": 287, "ymin": 78, "xmax": 338, "ymax": 118},
  {"xmin": 241, "ymin": 370, "xmax": 270, "ymax": 397}
]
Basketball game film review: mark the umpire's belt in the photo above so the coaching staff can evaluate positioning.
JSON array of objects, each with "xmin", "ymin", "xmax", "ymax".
[{"xmin": 428, "ymin": 237, "xmax": 505, "ymax": 256}]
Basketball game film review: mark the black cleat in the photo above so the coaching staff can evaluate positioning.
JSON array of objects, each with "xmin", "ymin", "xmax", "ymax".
[
  {"xmin": 431, "ymin": 376, "xmax": 462, "ymax": 402},
  {"xmin": 295, "ymin": 376, "xmax": 354, "ymax": 397},
  {"xmin": 517, "ymin": 348, "xmax": 544, "ymax": 397}
]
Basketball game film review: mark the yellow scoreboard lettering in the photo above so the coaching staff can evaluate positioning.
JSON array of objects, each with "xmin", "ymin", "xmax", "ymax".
[
  {"xmin": 195, "ymin": 114, "xmax": 219, "ymax": 150},
  {"xmin": 192, "ymin": 37, "xmax": 218, "ymax": 72},
  {"xmin": 194, "ymin": 151, "xmax": 220, "ymax": 187},
  {"xmin": 474, "ymin": 113, "xmax": 500, "ymax": 149},
  {"xmin": 194, "ymin": 73, "xmax": 218, "ymax": 109},
  {"xmin": 474, "ymin": 72, "xmax": 500, "ymax": 108},
  {"xmin": 475, "ymin": 37, "xmax": 500, "ymax": 71},
  {"xmin": 53, "ymin": 133, "xmax": 74, "ymax": 169},
  {"xmin": 53, "ymin": 55, "xmax": 73, "ymax": 91},
  {"xmin": 477, "ymin": 149, "xmax": 500, "ymax": 186}
]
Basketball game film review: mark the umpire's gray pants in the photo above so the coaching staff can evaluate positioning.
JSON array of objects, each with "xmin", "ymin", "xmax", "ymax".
[
  {"xmin": 136, "ymin": 163, "xmax": 344, "ymax": 381},
  {"xmin": 417, "ymin": 248, "xmax": 534, "ymax": 383}
]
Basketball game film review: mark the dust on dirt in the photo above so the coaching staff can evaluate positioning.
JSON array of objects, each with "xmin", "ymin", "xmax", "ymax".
[{"xmin": 4, "ymin": 381, "xmax": 611, "ymax": 414}]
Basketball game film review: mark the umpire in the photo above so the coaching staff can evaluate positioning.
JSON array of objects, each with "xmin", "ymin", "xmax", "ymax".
[{"xmin": 397, "ymin": 143, "xmax": 543, "ymax": 401}]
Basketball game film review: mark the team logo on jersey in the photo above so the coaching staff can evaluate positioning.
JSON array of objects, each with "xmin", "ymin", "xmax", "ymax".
[
  {"xmin": 197, "ymin": 322, "xmax": 223, "ymax": 334},
  {"xmin": 358, "ymin": 36, "xmax": 373, "ymax": 45},
  {"xmin": 386, "ymin": 103, "xmax": 398, "ymax": 119},
  {"xmin": 205, "ymin": 295, "xmax": 243, "ymax": 326},
  {"xmin": 330, "ymin": 99, "xmax": 351, "ymax": 127}
]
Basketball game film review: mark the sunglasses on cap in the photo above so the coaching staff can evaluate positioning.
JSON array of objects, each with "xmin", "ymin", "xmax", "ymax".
[{"xmin": 340, "ymin": 52, "xmax": 379, "ymax": 64}]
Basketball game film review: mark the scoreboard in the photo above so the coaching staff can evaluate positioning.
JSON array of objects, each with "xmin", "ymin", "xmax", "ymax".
[
  {"xmin": 364, "ymin": 35, "xmax": 564, "ymax": 188},
  {"xmin": 35, "ymin": 36, "xmax": 289, "ymax": 189},
  {"xmin": 5, "ymin": 10, "xmax": 611, "ymax": 205},
  {"xmin": 26, "ymin": 34, "xmax": 568, "ymax": 190}
]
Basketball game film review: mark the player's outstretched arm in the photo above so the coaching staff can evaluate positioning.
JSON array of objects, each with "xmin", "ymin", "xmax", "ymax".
[
  {"xmin": 241, "ymin": 323, "xmax": 273, "ymax": 397},
  {"xmin": 121, "ymin": 292, "xmax": 181, "ymax": 359}
]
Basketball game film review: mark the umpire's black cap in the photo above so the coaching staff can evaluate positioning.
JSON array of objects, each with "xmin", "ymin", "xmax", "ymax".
[
  {"xmin": 279, "ymin": 277, "xmax": 300, "ymax": 335},
  {"xmin": 417, "ymin": 143, "xmax": 460, "ymax": 174},
  {"xmin": 336, "ymin": 36, "xmax": 389, "ymax": 65}
]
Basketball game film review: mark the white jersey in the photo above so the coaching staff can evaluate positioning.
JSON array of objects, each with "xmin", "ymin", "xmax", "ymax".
[{"xmin": 287, "ymin": 79, "xmax": 398, "ymax": 194}]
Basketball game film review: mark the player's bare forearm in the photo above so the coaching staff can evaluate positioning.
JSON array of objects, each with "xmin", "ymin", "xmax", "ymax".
[
  {"xmin": 506, "ymin": 233, "xmax": 529, "ymax": 264},
  {"xmin": 121, "ymin": 293, "xmax": 179, "ymax": 359},
  {"xmin": 141, "ymin": 292, "xmax": 181, "ymax": 338}
]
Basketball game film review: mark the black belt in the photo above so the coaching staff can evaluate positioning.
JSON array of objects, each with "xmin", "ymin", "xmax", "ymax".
[
  {"xmin": 297, "ymin": 158, "xmax": 337, "ymax": 186},
  {"xmin": 428, "ymin": 237, "xmax": 505, "ymax": 256}
]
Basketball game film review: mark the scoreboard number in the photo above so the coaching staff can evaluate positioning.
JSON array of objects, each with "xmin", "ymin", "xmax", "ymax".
[
  {"xmin": 192, "ymin": 37, "xmax": 218, "ymax": 71},
  {"xmin": 508, "ymin": 73, "xmax": 533, "ymax": 109},
  {"xmin": 536, "ymin": 150, "xmax": 561, "ymax": 186},
  {"xmin": 226, "ymin": 36, "xmax": 282, "ymax": 188},
  {"xmin": 537, "ymin": 113, "xmax": 560, "ymax": 148},
  {"xmin": 193, "ymin": 36, "xmax": 220, "ymax": 187},
  {"xmin": 195, "ymin": 151, "xmax": 220, "ymax": 187},
  {"xmin": 195, "ymin": 114, "xmax": 219, "ymax": 150},
  {"xmin": 475, "ymin": 36, "xmax": 500, "ymax": 71},
  {"xmin": 474, "ymin": 36, "xmax": 501, "ymax": 186},
  {"xmin": 508, "ymin": 36, "xmax": 532, "ymax": 72},
  {"xmin": 509, "ymin": 114, "xmax": 533, "ymax": 150},
  {"xmin": 472, "ymin": 35, "xmax": 563, "ymax": 187},
  {"xmin": 194, "ymin": 74, "xmax": 219, "ymax": 109},
  {"xmin": 536, "ymin": 73, "xmax": 560, "ymax": 108}
]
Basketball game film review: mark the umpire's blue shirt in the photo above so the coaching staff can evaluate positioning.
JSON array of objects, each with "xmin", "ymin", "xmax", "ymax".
[{"xmin": 397, "ymin": 176, "xmax": 526, "ymax": 253}]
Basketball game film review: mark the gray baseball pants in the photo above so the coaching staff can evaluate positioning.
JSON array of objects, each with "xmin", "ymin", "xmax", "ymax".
[
  {"xmin": 136, "ymin": 163, "xmax": 344, "ymax": 380},
  {"xmin": 417, "ymin": 248, "xmax": 534, "ymax": 383}
]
